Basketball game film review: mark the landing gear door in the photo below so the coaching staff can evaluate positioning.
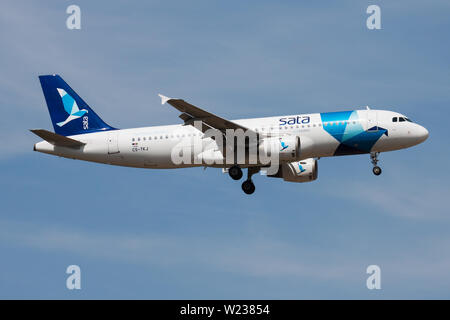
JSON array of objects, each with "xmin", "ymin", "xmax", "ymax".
[
  {"xmin": 107, "ymin": 131, "xmax": 120, "ymax": 154},
  {"xmin": 366, "ymin": 110, "xmax": 378, "ymax": 131}
]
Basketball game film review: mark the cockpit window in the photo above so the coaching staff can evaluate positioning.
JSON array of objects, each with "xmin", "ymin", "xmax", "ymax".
[{"xmin": 393, "ymin": 116, "xmax": 412, "ymax": 123}]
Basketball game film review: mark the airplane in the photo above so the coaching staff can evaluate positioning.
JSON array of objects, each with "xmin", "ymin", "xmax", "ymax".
[{"xmin": 31, "ymin": 75, "xmax": 429, "ymax": 194}]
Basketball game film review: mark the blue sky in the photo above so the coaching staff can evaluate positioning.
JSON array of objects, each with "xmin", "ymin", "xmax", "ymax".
[{"xmin": 0, "ymin": 0, "xmax": 449, "ymax": 299}]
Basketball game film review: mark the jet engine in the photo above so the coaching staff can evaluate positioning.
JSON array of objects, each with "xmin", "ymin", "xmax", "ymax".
[{"xmin": 268, "ymin": 158, "xmax": 318, "ymax": 183}]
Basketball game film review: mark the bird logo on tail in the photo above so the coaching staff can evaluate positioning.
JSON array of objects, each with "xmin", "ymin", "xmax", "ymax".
[{"xmin": 56, "ymin": 88, "xmax": 88, "ymax": 127}]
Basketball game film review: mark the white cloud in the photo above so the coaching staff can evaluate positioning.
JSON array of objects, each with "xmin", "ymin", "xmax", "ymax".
[
  {"xmin": 2, "ymin": 218, "xmax": 450, "ymax": 286},
  {"xmin": 0, "ymin": 219, "xmax": 356, "ymax": 280}
]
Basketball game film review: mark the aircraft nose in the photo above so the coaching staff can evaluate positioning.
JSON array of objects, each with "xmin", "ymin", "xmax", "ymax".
[{"xmin": 416, "ymin": 125, "xmax": 429, "ymax": 143}]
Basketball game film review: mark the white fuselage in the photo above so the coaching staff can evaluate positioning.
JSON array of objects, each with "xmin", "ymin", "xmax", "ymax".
[{"xmin": 34, "ymin": 109, "xmax": 429, "ymax": 169}]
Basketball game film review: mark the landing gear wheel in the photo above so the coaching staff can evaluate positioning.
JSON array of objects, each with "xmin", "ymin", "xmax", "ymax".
[
  {"xmin": 241, "ymin": 180, "xmax": 255, "ymax": 195},
  {"xmin": 370, "ymin": 152, "xmax": 382, "ymax": 176},
  {"xmin": 228, "ymin": 166, "xmax": 243, "ymax": 180},
  {"xmin": 373, "ymin": 166, "xmax": 382, "ymax": 176}
]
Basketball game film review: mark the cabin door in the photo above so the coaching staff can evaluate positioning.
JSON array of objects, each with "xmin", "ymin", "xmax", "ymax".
[{"xmin": 107, "ymin": 131, "xmax": 120, "ymax": 154}]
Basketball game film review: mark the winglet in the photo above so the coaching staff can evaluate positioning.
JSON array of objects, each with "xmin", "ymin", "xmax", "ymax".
[{"xmin": 158, "ymin": 94, "xmax": 171, "ymax": 105}]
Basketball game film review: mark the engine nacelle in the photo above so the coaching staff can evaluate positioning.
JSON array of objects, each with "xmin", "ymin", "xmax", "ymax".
[
  {"xmin": 268, "ymin": 158, "xmax": 318, "ymax": 183},
  {"xmin": 258, "ymin": 135, "xmax": 314, "ymax": 162}
]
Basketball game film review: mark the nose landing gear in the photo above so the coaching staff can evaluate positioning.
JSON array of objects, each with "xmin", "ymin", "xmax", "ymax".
[
  {"xmin": 370, "ymin": 152, "xmax": 382, "ymax": 176},
  {"xmin": 372, "ymin": 166, "xmax": 382, "ymax": 176},
  {"xmin": 241, "ymin": 167, "xmax": 260, "ymax": 195}
]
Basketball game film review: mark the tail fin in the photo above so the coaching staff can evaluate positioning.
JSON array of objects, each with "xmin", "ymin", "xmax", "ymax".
[{"xmin": 39, "ymin": 74, "xmax": 116, "ymax": 136}]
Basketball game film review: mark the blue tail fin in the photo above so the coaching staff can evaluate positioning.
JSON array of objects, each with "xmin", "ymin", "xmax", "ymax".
[{"xmin": 39, "ymin": 74, "xmax": 116, "ymax": 136}]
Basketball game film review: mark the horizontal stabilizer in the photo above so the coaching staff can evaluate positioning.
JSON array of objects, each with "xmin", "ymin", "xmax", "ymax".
[{"xmin": 30, "ymin": 129, "xmax": 85, "ymax": 148}]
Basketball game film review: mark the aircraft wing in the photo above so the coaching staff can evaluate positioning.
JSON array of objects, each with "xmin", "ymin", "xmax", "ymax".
[{"xmin": 158, "ymin": 94, "xmax": 255, "ymax": 135}]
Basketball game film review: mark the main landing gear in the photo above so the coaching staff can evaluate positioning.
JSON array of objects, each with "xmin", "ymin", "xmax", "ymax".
[
  {"xmin": 241, "ymin": 180, "xmax": 255, "ymax": 195},
  {"xmin": 228, "ymin": 165, "xmax": 259, "ymax": 194},
  {"xmin": 370, "ymin": 152, "xmax": 382, "ymax": 176},
  {"xmin": 241, "ymin": 167, "xmax": 260, "ymax": 195},
  {"xmin": 228, "ymin": 165, "xmax": 243, "ymax": 180}
]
